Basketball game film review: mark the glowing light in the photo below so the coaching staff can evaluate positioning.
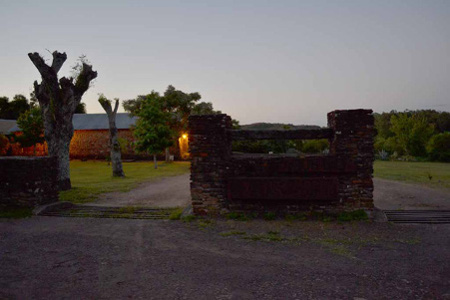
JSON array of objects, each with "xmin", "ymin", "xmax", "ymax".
[{"xmin": 182, "ymin": 134, "xmax": 188, "ymax": 139}]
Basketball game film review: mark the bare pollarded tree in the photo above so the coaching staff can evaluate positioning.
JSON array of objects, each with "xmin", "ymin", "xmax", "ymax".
[
  {"xmin": 98, "ymin": 95, "xmax": 125, "ymax": 177},
  {"xmin": 28, "ymin": 51, "xmax": 97, "ymax": 190}
]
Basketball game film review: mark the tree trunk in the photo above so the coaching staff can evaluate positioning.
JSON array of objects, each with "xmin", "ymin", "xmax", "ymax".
[
  {"xmin": 28, "ymin": 51, "xmax": 97, "ymax": 191},
  {"xmin": 46, "ymin": 133, "xmax": 72, "ymax": 190},
  {"xmin": 153, "ymin": 154, "xmax": 157, "ymax": 169},
  {"xmin": 165, "ymin": 147, "xmax": 170, "ymax": 162},
  {"xmin": 57, "ymin": 139, "xmax": 72, "ymax": 190},
  {"xmin": 99, "ymin": 97, "xmax": 124, "ymax": 177}
]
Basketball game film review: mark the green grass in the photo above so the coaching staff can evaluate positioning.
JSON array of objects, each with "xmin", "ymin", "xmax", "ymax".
[
  {"xmin": 0, "ymin": 207, "xmax": 33, "ymax": 219},
  {"xmin": 60, "ymin": 161, "xmax": 190, "ymax": 203},
  {"xmin": 374, "ymin": 161, "xmax": 450, "ymax": 190},
  {"xmin": 168, "ymin": 207, "xmax": 184, "ymax": 220}
]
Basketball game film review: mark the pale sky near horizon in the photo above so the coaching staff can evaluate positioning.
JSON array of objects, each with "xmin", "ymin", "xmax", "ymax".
[{"xmin": 1, "ymin": 0, "xmax": 449, "ymax": 126}]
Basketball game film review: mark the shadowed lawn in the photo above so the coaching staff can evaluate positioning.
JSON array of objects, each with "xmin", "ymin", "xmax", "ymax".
[
  {"xmin": 60, "ymin": 161, "xmax": 190, "ymax": 203},
  {"xmin": 374, "ymin": 161, "xmax": 450, "ymax": 190},
  {"xmin": 0, "ymin": 207, "xmax": 33, "ymax": 219}
]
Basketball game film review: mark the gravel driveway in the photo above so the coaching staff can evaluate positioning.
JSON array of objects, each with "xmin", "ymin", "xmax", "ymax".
[
  {"xmin": 86, "ymin": 174, "xmax": 450, "ymax": 211},
  {"xmin": 1, "ymin": 217, "xmax": 449, "ymax": 299},
  {"xmin": 87, "ymin": 173, "xmax": 191, "ymax": 208},
  {"xmin": 374, "ymin": 178, "xmax": 450, "ymax": 210}
]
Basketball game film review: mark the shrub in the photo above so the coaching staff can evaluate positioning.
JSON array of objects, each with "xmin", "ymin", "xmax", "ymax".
[
  {"xmin": 427, "ymin": 132, "xmax": 450, "ymax": 162},
  {"xmin": 377, "ymin": 149, "xmax": 389, "ymax": 160},
  {"xmin": 301, "ymin": 139, "xmax": 329, "ymax": 154},
  {"xmin": 0, "ymin": 134, "xmax": 9, "ymax": 155}
]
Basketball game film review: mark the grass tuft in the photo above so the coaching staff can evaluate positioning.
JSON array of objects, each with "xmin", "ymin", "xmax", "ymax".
[
  {"xmin": 168, "ymin": 207, "xmax": 184, "ymax": 220},
  {"xmin": 181, "ymin": 215, "xmax": 197, "ymax": 222}
]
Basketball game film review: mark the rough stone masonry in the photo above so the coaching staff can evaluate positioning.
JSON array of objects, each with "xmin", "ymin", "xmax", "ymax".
[
  {"xmin": 0, "ymin": 156, "xmax": 58, "ymax": 208},
  {"xmin": 188, "ymin": 109, "xmax": 375, "ymax": 215}
]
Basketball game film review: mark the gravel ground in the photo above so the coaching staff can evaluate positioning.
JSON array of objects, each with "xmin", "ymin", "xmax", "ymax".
[
  {"xmin": 1, "ymin": 217, "xmax": 449, "ymax": 299},
  {"xmin": 86, "ymin": 175, "xmax": 450, "ymax": 211},
  {"xmin": 87, "ymin": 174, "xmax": 191, "ymax": 208},
  {"xmin": 373, "ymin": 178, "xmax": 450, "ymax": 210}
]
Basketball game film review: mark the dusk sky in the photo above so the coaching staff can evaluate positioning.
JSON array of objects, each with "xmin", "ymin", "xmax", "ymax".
[{"xmin": 1, "ymin": 0, "xmax": 449, "ymax": 126}]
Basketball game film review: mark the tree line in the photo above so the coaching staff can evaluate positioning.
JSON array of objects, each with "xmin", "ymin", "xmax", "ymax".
[{"xmin": 374, "ymin": 110, "xmax": 450, "ymax": 162}]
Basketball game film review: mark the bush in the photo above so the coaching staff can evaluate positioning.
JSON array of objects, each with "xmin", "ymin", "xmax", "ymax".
[
  {"xmin": 301, "ymin": 139, "xmax": 329, "ymax": 154},
  {"xmin": 0, "ymin": 134, "xmax": 9, "ymax": 155},
  {"xmin": 427, "ymin": 132, "xmax": 450, "ymax": 162}
]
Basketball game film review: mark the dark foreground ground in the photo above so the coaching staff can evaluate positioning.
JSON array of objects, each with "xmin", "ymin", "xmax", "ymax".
[{"xmin": 1, "ymin": 217, "xmax": 449, "ymax": 299}]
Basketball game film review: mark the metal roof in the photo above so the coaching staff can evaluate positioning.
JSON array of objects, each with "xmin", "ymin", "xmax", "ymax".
[
  {"xmin": 0, "ymin": 119, "xmax": 17, "ymax": 134},
  {"xmin": 8, "ymin": 113, "xmax": 137, "ymax": 132},
  {"xmin": 72, "ymin": 113, "xmax": 137, "ymax": 130}
]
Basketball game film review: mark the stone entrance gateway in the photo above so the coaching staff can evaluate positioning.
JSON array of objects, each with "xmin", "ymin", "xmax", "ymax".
[{"xmin": 188, "ymin": 109, "xmax": 375, "ymax": 215}]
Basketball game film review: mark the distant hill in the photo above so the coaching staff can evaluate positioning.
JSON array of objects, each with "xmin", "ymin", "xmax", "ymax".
[{"xmin": 239, "ymin": 122, "xmax": 321, "ymax": 130}]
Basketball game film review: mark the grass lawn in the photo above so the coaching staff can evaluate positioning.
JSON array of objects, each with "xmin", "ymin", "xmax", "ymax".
[
  {"xmin": 374, "ymin": 161, "xmax": 450, "ymax": 190},
  {"xmin": 60, "ymin": 161, "xmax": 190, "ymax": 203}
]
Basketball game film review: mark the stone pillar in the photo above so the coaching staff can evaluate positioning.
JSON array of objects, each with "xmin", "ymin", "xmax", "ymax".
[
  {"xmin": 188, "ymin": 114, "xmax": 232, "ymax": 215},
  {"xmin": 327, "ymin": 109, "xmax": 375, "ymax": 209}
]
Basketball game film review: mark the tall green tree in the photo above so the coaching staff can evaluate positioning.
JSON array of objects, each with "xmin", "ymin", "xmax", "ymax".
[
  {"xmin": 0, "ymin": 94, "xmax": 31, "ymax": 119},
  {"xmin": 133, "ymin": 95, "xmax": 175, "ymax": 169},
  {"xmin": 390, "ymin": 113, "xmax": 434, "ymax": 157},
  {"xmin": 16, "ymin": 107, "xmax": 45, "ymax": 154}
]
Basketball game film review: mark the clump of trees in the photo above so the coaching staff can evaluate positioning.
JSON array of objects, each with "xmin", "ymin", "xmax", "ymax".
[
  {"xmin": 374, "ymin": 110, "xmax": 450, "ymax": 162},
  {"xmin": 124, "ymin": 85, "xmax": 221, "ymax": 162},
  {"xmin": 232, "ymin": 124, "xmax": 329, "ymax": 155},
  {"xmin": 232, "ymin": 138, "xmax": 329, "ymax": 155},
  {"xmin": 0, "ymin": 95, "xmax": 31, "ymax": 119},
  {"xmin": 0, "ymin": 93, "xmax": 86, "ymax": 120}
]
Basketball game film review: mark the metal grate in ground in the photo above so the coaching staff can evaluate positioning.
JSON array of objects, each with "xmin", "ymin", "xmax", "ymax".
[
  {"xmin": 384, "ymin": 210, "xmax": 450, "ymax": 224},
  {"xmin": 38, "ymin": 204, "xmax": 174, "ymax": 219}
]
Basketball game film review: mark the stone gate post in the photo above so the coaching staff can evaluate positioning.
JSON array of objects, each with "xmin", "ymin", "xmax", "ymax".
[
  {"xmin": 188, "ymin": 114, "xmax": 232, "ymax": 215},
  {"xmin": 327, "ymin": 109, "xmax": 375, "ymax": 209}
]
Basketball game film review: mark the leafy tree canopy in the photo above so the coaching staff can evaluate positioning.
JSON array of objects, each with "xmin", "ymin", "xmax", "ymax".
[
  {"xmin": 133, "ymin": 94, "xmax": 175, "ymax": 157},
  {"xmin": 16, "ymin": 107, "xmax": 45, "ymax": 150},
  {"xmin": 0, "ymin": 94, "xmax": 31, "ymax": 119},
  {"xmin": 123, "ymin": 85, "xmax": 222, "ymax": 135}
]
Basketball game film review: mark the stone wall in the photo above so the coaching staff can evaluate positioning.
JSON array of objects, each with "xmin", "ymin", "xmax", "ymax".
[
  {"xmin": 189, "ymin": 109, "xmax": 375, "ymax": 215},
  {"xmin": 0, "ymin": 156, "xmax": 58, "ymax": 208}
]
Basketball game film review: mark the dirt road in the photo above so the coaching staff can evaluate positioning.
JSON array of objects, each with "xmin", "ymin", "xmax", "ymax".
[
  {"xmin": 87, "ymin": 174, "xmax": 450, "ymax": 210},
  {"xmin": 373, "ymin": 178, "xmax": 450, "ymax": 210},
  {"xmin": 87, "ymin": 173, "xmax": 191, "ymax": 208}
]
